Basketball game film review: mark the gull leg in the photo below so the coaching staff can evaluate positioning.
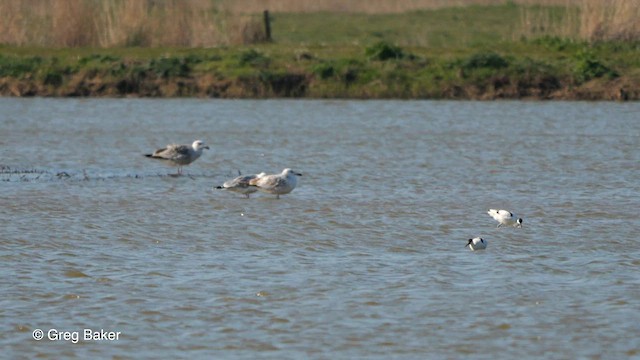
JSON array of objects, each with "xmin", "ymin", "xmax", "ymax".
[{"xmin": 276, "ymin": 194, "xmax": 280, "ymax": 199}]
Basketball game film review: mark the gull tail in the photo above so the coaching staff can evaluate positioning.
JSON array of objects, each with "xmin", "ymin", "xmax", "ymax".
[{"xmin": 145, "ymin": 154, "xmax": 170, "ymax": 161}]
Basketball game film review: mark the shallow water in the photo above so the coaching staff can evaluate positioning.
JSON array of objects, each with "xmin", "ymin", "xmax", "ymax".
[{"xmin": 1, "ymin": 98, "xmax": 639, "ymax": 359}]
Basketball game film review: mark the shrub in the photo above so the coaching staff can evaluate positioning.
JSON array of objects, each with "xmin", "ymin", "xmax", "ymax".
[
  {"xmin": 0, "ymin": 55, "xmax": 43, "ymax": 77},
  {"xmin": 573, "ymin": 49, "xmax": 618, "ymax": 82},
  {"xmin": 312, "ymin": 63, "xmax": 336, "ymax": 79},
  {"xmin": 148, "ymin": 57, "xmax": 191, "ymax": 78},
  {"xmin": 365, "ymin": 41, "xmax": 404, "ymax": 61},
  {"xmin": 238, "ymin": 49, "xmax": 270, "ymax": 67},
  {"xmin": 462, "ymin": 51, "xmax": 509, "ymax": 70}
]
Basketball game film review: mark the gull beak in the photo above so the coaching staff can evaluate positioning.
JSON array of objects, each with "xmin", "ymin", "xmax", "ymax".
[{"xmin": 204, "ymin": 146, "xmax": 210, "ymax": 150}]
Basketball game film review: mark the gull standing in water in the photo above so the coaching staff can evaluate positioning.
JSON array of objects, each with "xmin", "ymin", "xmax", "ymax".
[
  {"xmin": 249, "ymin": 168, "xmax": 302, "ymax": 199},
  {"xmin": 216, "ymin": 172, "xmax": 266, "ymax": 198},
  {"xmin": 487, "ymin": 209, "xmax": 523, "ymax": 228},
  {"xmin": 145, "ymin": 140, "xmax": 209, "ymax": 175},
  {"xmin": 466, "ymin": 237, "xmax": 487, "ymax": 251}
]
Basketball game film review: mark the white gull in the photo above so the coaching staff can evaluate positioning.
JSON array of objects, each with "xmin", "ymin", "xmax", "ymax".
[
  {"xmin": 249, "ymin": 168, "xmax": 302, "ymax": 199},
  {"xmin": 216, "ymin": 172, "xmax": 266, "ymax": 198},
  {"xmin": 145, "ymin": 140, "xmax": 209, "ymax": 175}
]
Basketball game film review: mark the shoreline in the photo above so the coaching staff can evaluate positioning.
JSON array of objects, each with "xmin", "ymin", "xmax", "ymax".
[
  {"xmin": 2, "ymin": 3, "xmax": 639, "ymax": 101},
  {"xmin": 1, "ymin": 41, "xmax": 638, "ymax": 101},
  {"xmin": 1, "ymin": 75, "xmax": 636, "ymax": 101}
]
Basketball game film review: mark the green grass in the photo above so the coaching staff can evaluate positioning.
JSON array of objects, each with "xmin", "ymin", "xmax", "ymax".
[
  {"xmin": 1, "ymin": 4, "xmax": 639, "ymax": 99},
  {"xmin": 269, "ymin": 4, "xmax": 528, "ymax": 47}
]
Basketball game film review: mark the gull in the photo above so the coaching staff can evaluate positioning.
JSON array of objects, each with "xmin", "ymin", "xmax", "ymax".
[
  {"xmin": 487, "ymin": 209, "xmax": 523, "ymax": 228},
  {"xmin": 145, "ymin": 140, "xmax": 209, "ymax": 175},
  {"xmin": 216, "ymin": 172, "xmax": 266, "ymax": 198},
  {"xmin": 466, "ymin": 237, "xmax": 487, "ymax": 251},
  {"xmin": 249, "ymin": 168, "xmax": 302, "ymax": 199}
]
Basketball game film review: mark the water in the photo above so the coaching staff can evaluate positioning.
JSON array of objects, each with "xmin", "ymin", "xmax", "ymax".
[{"xmin": 1, "ymin": 98, "xmax": 639, "ymax": 359}]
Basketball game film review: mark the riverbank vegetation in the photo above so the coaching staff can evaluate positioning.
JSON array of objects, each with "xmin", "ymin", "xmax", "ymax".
[{"xmin": 1, "ymin": 0, "xmax": 638, "ymax": 99}]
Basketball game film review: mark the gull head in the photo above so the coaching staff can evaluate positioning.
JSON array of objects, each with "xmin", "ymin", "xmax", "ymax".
[
  {"xmin": 283, "ymin": 168, "xmax": 302, "ymax": 177},
  {"xmin": 193, "ymin": 140, "xmax": 210, "ymax": 150}
]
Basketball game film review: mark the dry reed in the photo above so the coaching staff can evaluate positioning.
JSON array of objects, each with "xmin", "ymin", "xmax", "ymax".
[
  {"xmin": 517, "ymin": 0, "xmax": 640, "ymax": 42},
  {"xmin": 0, "ymin": 0, "xmax": 262, "ymax": 47},
  {"xmin": 577, "ymin": 0, "xmax": 640, "ymax": 42}
]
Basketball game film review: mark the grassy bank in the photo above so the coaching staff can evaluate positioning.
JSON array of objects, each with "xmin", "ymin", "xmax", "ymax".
[{"xmin": 1, "ymin": 4, "xmax": 639, "ymax": 100}]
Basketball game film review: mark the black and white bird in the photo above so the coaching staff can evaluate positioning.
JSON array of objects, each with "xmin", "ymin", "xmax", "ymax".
[
  {"xmin": 487, "ymin": 209, "xmax": 523, "ymax": 228},
  {"xmin": 216, "ymin": 172, "xmax": 266, "ymax": 198},
  {"xmin": 249, "ymin": 168, "xmax": 302, "ymax": 199},
  {"xmin": 145, "ymin": 140, "xmax": 209, "ymax": 175},
  {"xmin": 466, "ymin": 237, "xmax": 487, "ymax": 251}
]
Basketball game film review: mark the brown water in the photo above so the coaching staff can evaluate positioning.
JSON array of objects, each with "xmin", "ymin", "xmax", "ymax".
[{"xmin": 2, "ymin": 99, "xmax": 640, "ymax": 359}]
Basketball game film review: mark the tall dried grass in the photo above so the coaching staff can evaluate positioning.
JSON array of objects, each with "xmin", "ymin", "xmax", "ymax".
[
  {"xmin": 518, "ymin": 0, "xmax": 640, "ymax": 42},
  {"xmin": 518, "ymin": 0, "xmax": 581, "ymax": 40},
  {"xmin": 0, "ymin": 0, "xmax": 264, "ymax": 47},
  {"xmin": 0, "ymin": 0, "xmax": 637, "ymax": 47},
  {"xmin": 577, "ymin": 0, "xmax": 640, "ymax": 42}
]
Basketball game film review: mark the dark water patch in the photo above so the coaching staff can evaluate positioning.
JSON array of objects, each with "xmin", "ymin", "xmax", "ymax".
[
  {"xmin": 1, "ymin": 166, "xmax": 226, "ymax": 183},
  {"xmin": 63, "ymin": 269, "xmax": 90, "ymax": 278}
]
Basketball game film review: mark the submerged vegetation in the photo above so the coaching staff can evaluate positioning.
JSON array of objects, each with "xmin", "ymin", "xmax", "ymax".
[{"xmin": 0, "ymin": 1, "xmax": 639, "ymax": 100}]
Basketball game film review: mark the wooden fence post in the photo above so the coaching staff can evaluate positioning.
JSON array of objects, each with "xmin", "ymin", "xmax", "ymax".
[{"xmin": 263, "ymin": 10, "xmax": 272, "ymax": 42}]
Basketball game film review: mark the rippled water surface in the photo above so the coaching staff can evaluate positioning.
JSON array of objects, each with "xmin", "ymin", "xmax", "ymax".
[{"xmin": 2, "ymin": 98, "xmax": 639, "ymax": 359}]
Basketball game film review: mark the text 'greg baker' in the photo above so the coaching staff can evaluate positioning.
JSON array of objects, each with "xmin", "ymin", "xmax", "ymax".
[{"xmin": 85, "ymin": 329, "xmax": 121, "ymax": 341}]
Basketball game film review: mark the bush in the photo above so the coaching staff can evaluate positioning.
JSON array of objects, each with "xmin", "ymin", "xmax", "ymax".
[
  {"xmin": 148, "ymin": 57, "xmax": 191, "ymax": 78},
  {"xmin": 238, "ymin": 49, "xmax": 270, "ymax": 67},
  {"xmin": 462, "ymin": 51, "xmax": 509, "ymax": 70},
  {"xmin": 365, "ymin": 41, "xmax": 404, "ymax": 61},
  {"xmin": 573, "ymin": 49, "xmax": 618, "ymax": 82},
  {"xmin": 0, "ymin": 55, "xmax": 43, "ymax": 77},
  {"xmin": 312, "ymin": 63, "xmax": 336, "ymax": 79}
]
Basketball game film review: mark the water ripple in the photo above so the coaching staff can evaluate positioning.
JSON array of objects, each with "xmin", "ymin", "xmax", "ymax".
[{"xmin": 2, "ymin": 99, "xmax": 640, "ymax": 359}]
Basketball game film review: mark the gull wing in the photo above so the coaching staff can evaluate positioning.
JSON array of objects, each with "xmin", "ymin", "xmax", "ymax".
[
  {"xmin": 224, "ymin": 174, "xmax": 258, "ymax": 188},
  {"xmin": 153, "ymin": 144, "xmax": 192, "ymax": 161},
  {"xmin": 252, "ymin": 174, "xmax": 285, "ymax": 188}
]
